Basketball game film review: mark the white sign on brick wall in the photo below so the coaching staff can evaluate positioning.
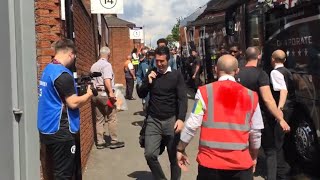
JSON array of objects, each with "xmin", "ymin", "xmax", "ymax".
[
  {"xmin": 91, "ymin": 0, "xmax": 124, "ymax": 14},
  {"xmin": 130, "ymin": 28, "xmax": 144, "ymax": 40}
]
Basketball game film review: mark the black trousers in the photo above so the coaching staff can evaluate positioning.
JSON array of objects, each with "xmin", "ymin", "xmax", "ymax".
[
  {"xmin": 144, "ymin": 116, "xmax": 181, "ymax": 180},
  {"xmin": 125, "ymin": 78, "xmax": 134, "ymax": 99},
  {"xmin": 262, "ymin": 108, "xmax": 293, "ymax": 180},
  {"xmin": 193, "ymin": 75, "xmax": 201, "ymax": 93},
  {"xmin": 133, "ymin": 65, "xmax": 139, "ymax": 75},
  {"xmin": 197, "ymin": 165, "xmax": 253, "ymax": 180},
  {"xmin": 46, "ymin": 140, "xmax": 76, "ymax": 180}
]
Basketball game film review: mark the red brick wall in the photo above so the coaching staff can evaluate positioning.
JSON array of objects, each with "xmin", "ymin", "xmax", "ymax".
[
  {"xmin": 35, "ymin": 0, "xmax": 100, "ymax": 178},
  {"xmin": 109, "ymin": 27, "xmax": 135, "ymax": 85},
  {"xmin": 73, "ymin": 0, "xmax": 97, "ymax": 170},
  {"xmin": 194, "ymin": 28, "xmax": 200, "ymax": 49},
  {"xmin": 179, "ymin": 27, "xmax": 186, "ymax": 47},
  {"xmin": 35, "ymin": 0, "xmax": 61, "ymax": 73},
  {"xmin": 35, "ymin": 1, "xmax": 62, "ymax": 179}
]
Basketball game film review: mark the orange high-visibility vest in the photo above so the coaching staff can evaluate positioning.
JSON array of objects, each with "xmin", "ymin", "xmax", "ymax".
[{"xmin": 197, "ymin": 80, "xmax": 258, "ymax": 170}]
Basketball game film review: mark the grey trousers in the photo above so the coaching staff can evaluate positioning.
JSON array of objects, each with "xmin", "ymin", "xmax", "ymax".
[{"xmin": 144, "ymin": 115, "xmax": 181, "ymax": 180}]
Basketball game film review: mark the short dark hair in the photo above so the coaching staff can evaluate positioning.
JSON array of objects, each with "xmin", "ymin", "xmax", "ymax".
[
  {"xmin": 131, "ymin": 48, "xmax": 137, "ymax": 54},
  {"xmin": 147, "ymin": 50, "xmax": 155, "ymax": 57},
  {"xmin": 54, "ymin": 39, "xmax": 76, "ymax": 53},
  {"xmin": 155, "ymin": 46, "xmax": 170, "ymax": 61},
  {"xmin": 229, "ymin": 43, "xmax": 240, "ymax": 49},
  {"xmin": 157, "ymin": 38, "xmax": 168, "ymax": 46},
  {"xmin": 245, "ymin": 47, "xmax": 260, "ymax": 61}
]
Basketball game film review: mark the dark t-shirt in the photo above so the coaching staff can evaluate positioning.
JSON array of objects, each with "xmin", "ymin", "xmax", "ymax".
[
  {"xmin": 237, "ymin": 56, "xmax": 247, "ymax": 69},
  {"xmin": 235, "ymin": 66, "xmax": 270, "ymax": 111},
  {"xmin": 192, "ymin": 56, "xmax": 202, "ymax": 74},
  {"xmin": 40, "ymin": 72, "xmax": 76, "ymax": 144}
]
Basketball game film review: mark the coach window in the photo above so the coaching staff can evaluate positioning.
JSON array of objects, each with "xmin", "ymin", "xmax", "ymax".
[{"xmin": 247, "ymin": 10, "xmax": 263, "ymax": 47}]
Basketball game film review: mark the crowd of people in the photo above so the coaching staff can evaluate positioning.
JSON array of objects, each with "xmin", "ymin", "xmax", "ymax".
[{"xmin": 37, "ymin": 38, "xmax": 295, "ymax": 180}]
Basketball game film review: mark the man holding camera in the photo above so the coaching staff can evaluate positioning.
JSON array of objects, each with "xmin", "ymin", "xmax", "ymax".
[
  {"xmin": 38, "ymin": 39, "xmax": 93, "ymax": 179},
  {"xmin": 91, "ymin": 46, "xmax": 125, "ymax": 149}
]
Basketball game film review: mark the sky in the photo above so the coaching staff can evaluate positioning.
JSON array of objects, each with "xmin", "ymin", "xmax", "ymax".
[{"xmin": 118, "ymin": 0, "xmax": 209, "ymax": 47}]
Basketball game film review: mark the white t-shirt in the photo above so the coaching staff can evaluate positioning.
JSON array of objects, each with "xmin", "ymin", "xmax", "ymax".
[
  {"xmin": 270, "ymin": 64, "xmax": 287, "ymax": 91},
  {"xmin": 128, "ymin": 62, "xmax": 134, "ymax": 70},
  {"xmin": 132, "ymin": 53, "xmax": 139, "ymax": 60}
]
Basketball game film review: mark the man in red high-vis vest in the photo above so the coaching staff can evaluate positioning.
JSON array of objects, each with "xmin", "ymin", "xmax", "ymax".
[{"xmin": 176, "ymin": 55, "xmax": 264, "ymax": 180}]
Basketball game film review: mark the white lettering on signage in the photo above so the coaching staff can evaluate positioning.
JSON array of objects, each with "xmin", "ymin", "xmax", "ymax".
[
  {"xmin": 286, "ymin": 48, "xmax": 308, "ymax": 57},
  {"xmin": 39, "ymin": 81, "xmax": 47, "ymax": 87},
  {"xmin": 277, "ymin": 36, "xmax": 312, "ymax": 47}
]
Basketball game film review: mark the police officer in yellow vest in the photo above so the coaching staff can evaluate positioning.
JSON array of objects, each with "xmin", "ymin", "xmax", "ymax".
[{"xmin": 131, "ymin": 48, "xmax": 139, "ymax": 73}]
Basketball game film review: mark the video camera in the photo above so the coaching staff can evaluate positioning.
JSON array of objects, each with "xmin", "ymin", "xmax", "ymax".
[{"xmin": 76, "ymin": 72, "xmax": 101, "ymax": 96}]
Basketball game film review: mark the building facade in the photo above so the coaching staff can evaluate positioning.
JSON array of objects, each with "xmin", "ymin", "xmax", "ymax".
[
  {"xmin": 105, "ymin": 14, "xmax": 143, "ymax": 85},
  {"xmin": 35, "ymin": 0, "xmax": 108, "ymax": 178}
]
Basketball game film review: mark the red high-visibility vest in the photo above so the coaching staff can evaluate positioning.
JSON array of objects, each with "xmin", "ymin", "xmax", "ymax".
[{"xmin": 197, "ymin": 80, "xmax": 258, "ymax": 170}]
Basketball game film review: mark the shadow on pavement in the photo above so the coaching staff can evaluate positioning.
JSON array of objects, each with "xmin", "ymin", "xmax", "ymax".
[
  {"xmin": 186, "ymin": 88, "xmax": 196, "ymax": 100},
  {"xmin": 132, "ymin": 120, "xmax": 144, "ymax": 127},
  {"xmin": 127, "ymin": 171, "xmax": 153, "ymax": 180},
  {"xmin": 134, "ymin": 111, "xmax": 146, "ymax": 116}
]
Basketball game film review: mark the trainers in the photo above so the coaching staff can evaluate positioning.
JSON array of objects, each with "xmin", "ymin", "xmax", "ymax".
[
  {"xmin": 96, "ymin": 143, "xmax": 106, "ymax": 149},
  {"xmin": 109, "ymin": 141, "xmax": 125, "ymax": 149}
]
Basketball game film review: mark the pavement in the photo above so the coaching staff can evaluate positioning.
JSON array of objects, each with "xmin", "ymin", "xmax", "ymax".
[{"xmin": 82, "ymin": 88, "xmax": 312, "ymax": 180}]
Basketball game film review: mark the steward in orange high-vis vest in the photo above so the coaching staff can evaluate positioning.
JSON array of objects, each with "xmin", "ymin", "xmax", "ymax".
[{"xmin": 176, "ymin": 55, "xmax": 264, "ymax": 180}]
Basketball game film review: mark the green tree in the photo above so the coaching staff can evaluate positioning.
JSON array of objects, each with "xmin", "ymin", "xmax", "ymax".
[{"xmin": 166, "ymin": 18, "xmax": 181, "ymax": 48}]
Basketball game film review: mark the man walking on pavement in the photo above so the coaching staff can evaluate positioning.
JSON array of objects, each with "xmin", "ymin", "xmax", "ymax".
[
  {"xmin": 190, "ymin": 49, "xmax": 202, "ymax": 93},
  {"xmin": 176, "ymin": 55, "xmax": 264, "ymax": 180},
  {"xmin": 124, "ymin": 55, "xmax": 136, "ymax": 100},
  {"xmin": 91, "ymin": 46, "xmax": 125, "ymax": 149},
  {"xmin": 38, "ymin": 39, "xmax": 93, "ymax": 179},
  {"xmin": 235, "ymin": 47, "xmax": 291, "ymax": 179},
  {"xmin": 131, "ymin": 48, "xmax": 139, "ymax": 73},
  {"xmin": 137, "ymin": 46, "xmax": 188, "ymax": 180},
  {"xmin": 136, "ymin": 50, "xmax": 156, "ymax": 112},
  {"xmin": 136, "ymin": 48, "xmax": 152, "ymax": 84},
  {"xmin": 264, "ymin": 49, "xmax": 296, "ymax": 180}
]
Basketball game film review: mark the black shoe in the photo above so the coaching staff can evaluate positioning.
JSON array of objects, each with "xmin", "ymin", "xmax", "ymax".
[
  {"xmin": 126, "ymin": 97, "xmax": 136, "ymax": 100},
  {"xmin": 96, "ymin": 143, "xmax": 106, "ymax": 149},
  {"xmin": 109, "ymin": 141, "xmax": 125, "ymax": 149}
]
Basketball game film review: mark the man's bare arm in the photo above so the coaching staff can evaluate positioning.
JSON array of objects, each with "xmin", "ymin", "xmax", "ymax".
[
  {"xmin": 278, "ymin": 90, "xmax": 288, "ymax": 109},
  {"xmin": 65, "ymin": 85, "xmax": 93, "ymax": 109},
  {"xmin": 259, "ymin": 86, "xmax": 290, "ymax": 131},
  {"xmin": 259, "ymin": 86, "xmax": 282, "ymax": 120},
  {"xmin": 130, "ymin": 69, "xmax": 136, "ymax": 79},
  {"xmin": 193, "ymin": 64, "xmax": 200, "ymax": 77},
  {"xmin": 104, "ymin": 79, "xmax": 114, "ymax": 97},
  {"xmin": 177, "ymin": 141, "xmax": 189, "ymax": 151}
]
